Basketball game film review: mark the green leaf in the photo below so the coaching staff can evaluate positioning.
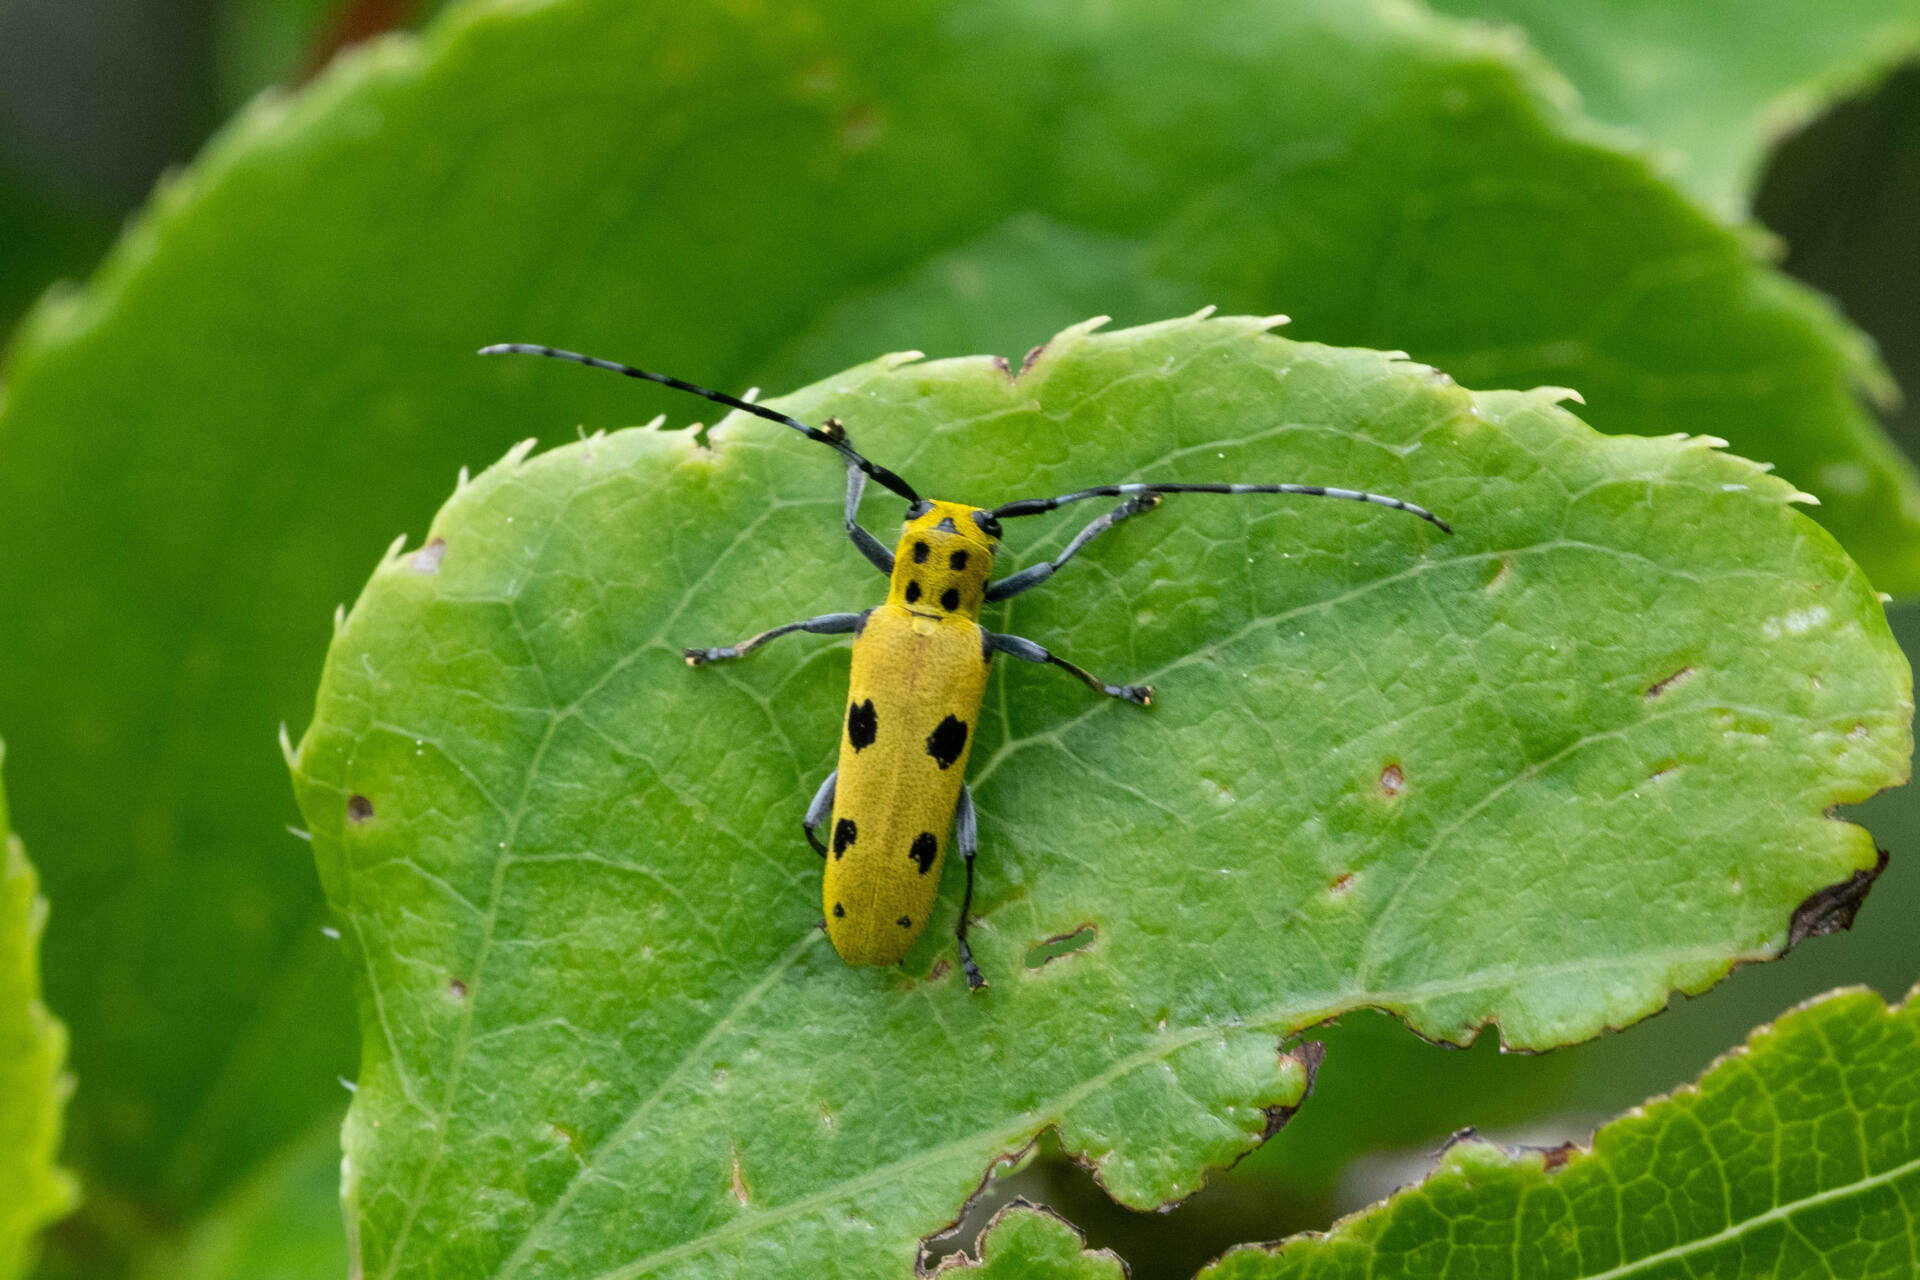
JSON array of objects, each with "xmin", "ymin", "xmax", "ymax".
[
  {"xmin": 0, "ymin": 743, "xmax": 78, "ymax": 1280},
  {"xmin": 1427, "ymin": 0, "xmax": 1920, "ymax": 217},
  {"xmin": 4, "ymin": 1, "xmax": 1916, "ymax": 1268},
  {"xmin": 291, "ymin": 313, "xmax": 1909, "ymax": 1278},
  {"xmin": 941, "ymin": 1203, "xmax": 1124, "ymax": 1280},
  {"xmin": 1203, "ymin": 981, "xmax": 1920, "ymax": 1280}
]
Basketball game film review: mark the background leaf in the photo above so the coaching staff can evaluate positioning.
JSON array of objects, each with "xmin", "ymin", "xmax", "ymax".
[
  {"xmin": 1200, "ymin": 981, "xmax": 1920, "ymax": 1280},
  {"xmin": 293, "ymin": 314, "xmax": 1908, "ymax": 1279},
  {"xmin": 3, "ymin": 2, "xmax": 1917, "ymax": 1273},
  {"xmin": 1429, "ymin": 0, "xmax": 1920, "ymax": 217},
  {"xmin": 0, "ymin": 745, "xmax": 77, "ymax": 1280}
]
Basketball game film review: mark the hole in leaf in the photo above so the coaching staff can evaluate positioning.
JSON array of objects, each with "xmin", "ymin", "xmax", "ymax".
[
  {"xmin": 1025, "ymin": 925, "xmax": 1097, "ymax": 969},
  {"xmin": 347, "ymin": 794, "xmax": 374, "ymax": 823}
]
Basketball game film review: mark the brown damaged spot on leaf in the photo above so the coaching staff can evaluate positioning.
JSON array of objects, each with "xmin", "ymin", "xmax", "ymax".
[
  {"xmin": 1018, "ymin": 342, "xmax": 1050, "ymax": 377},
  {"xmin": 729, "ymin": 1144, "xmax": 751, "ymax": 1205},
  {"xmin": 410, "ymin": 537, "xmax": 446, "ymax": 572},
  {"xmin": 1378, "ymin": 763, "xmax": 1404, "ymax": 797},
  {"xmin": 918, "ymin": 1040, "xmax": 1325, "ymax": 1270},
  {"xmin": 1328, "ymin": 872, "xmax": 1356, "ymax": 897},
  {"xmin": 1785, "ymin": 847, "xmax": 1888, "ymax": 948},
  {"xmin": 1540, "ymin": 1140, "xmax": 1579, "ymax": 1171},
  {"xmin": 1644, "ymin": 665, "xmax": 1698, "ymax": 700},
  {"xmin": 347, "ymin": 794, "xmax": 373, "ymax": 823}
]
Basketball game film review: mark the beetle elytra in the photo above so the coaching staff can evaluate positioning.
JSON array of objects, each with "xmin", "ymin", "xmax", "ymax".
[{"xmin": 482, "ymin": 342, "xmax": 1450, "ymax": 988}]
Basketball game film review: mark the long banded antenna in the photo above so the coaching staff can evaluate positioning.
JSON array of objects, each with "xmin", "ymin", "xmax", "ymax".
[
  {"xmin": 993, "ymin": 482, "xmax": 1450, "ymax": 534},
  {"xmin": 480, "ymin": 343, "xmax": 921, "ymax": 503}
]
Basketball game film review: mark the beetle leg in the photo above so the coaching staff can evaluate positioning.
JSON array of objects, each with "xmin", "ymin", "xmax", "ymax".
[
  {"xmin": 683, "ymin": 611, "xmax": 863, "ymax": 665},
  {"xmin": 802, "ymin": 770, "xmax": 838, "ymax": 857},
  {"xmin": 955, "ymin": 785, "xmax": 985, "ymax": 990},
  {"xmin": 985, "ymin": 493, "xmax": 1161, "ymax": 601},
  {"xmin": 987, "ymin": 631, "xmax": 1153, "ymax": 705},
  {"xmin": 843, "ymin": 462, "xmax": 896, "ymax": 576}
]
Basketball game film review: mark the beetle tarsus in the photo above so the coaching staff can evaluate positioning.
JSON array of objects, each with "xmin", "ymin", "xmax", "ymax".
[{"xmin": 959, "ymin": 939, "xmax": 986, "ymax": 991}]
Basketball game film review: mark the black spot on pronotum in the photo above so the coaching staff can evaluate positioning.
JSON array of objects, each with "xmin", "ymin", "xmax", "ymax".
[
  {"xmin": 925, "ymin": 715, "xmax": 969, "ymax": 768},
  {"xmin": 905, "ymin": 580, "xmax": 922, "ymax": 604},
  {"xmin": 832, "ymin": 819, "xmax": 857, "ymax": 858},
  {"xmin": 832, "ymin": 902, "xmax": 845, "ymax": 918},
  {"xmin": 940, "ymin": 587, "xmax": 960, "ymax": 612},
  {"xmin": 847, "ymin": 699, "xmax": 877, "ymax": 751},
  {"xmin": 347, "ymin": 795, "xmax": 374, "ymax": 823},
  {"xmin": 934, "ymin": 516, "xmax": 958, "ymax": 533},
  {"xmin": 910, "ymin": 832, "xmax": 938, "ymax": 874},
  {"xmin": 897, "ymin": 915, "xmax": 913, "ymax": 929},
  {"xmin": 912, "ymin": 541, "xmax": 930, "ymax": 564},
  {"xmin": 949, "ymin": 550, "xmax": 968, "ymax": 571}
]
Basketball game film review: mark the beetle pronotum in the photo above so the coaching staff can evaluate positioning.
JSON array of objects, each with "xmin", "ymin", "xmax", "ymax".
[{"xmin": 483, "ymin": 343, "xmax": 1450, "ymax": 988}]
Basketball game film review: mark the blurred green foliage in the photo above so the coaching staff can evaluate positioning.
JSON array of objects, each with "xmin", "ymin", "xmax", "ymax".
[
  {"xmin": 0, "ymin": 0, "xmax": 1914, "ymax": 1277},
  {"xmin": 0, "ymin": 751, "xmax": 76, "ymax": 1280}
]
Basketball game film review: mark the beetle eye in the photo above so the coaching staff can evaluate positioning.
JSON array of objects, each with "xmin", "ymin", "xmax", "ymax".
[
  {"xmin": 905, "ymin": 499, "xmax": 933, "ymax": 520},
  {"xmin": 972, "ymin": 509, "xmax": 1002, "ymax": 539}
]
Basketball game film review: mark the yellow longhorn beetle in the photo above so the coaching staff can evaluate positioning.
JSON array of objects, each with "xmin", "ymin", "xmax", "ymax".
[{"xmin": 483, "ymin": 343, "xmax": 1450, "ymax": 988}]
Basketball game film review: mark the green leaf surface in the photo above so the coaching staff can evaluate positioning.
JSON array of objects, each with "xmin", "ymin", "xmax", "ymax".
[
  {"xmin": 941, "ymin": 1203, "xmax": 1124, "ymax": 1280},
  {"xmin": 1429, "ymin": 0, "xmax": 1920, "ymax": 217},
  {"xmin": 292, "ymin": 313, "xmax": 1909, "ymax": 1278},
  {"xmin": 1204, "ymin": 982, "xmax": 1920, "ymax": 1280},
  {"xmin": 4, "ymin": 0, "xmax": 1917, "ymax": 1267},
  {"xmin": 0, "ymin": 744, "xmax": 77, "ymax": 1280}
]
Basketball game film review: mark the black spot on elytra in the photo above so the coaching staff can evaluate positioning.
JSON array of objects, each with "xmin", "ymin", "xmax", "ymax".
[
  {"xmin": 940, "ymin": 587, "xmax": 960, "ymax": 612},
  {"xmin": 910, "ymin": 832, "xmax": 938, "ymax": 874},
  {"xmin": 832, "ymin": 819, "xmax": 857, "ymax": 858},
  {"xmin": 949, "ymin": 550, "xmax": 968, "ymax": 571},
  {"xmin": 905, "ymin": 580, "xmax": 922, "ymax": 604},
  {"xmin": 832, "ymin": 902, "xmax": 845, "ymax": 918},
  {"xmin": 897, "ymin": 915, "xmax": 913, "ymax": 929},
  {"xmin": 847, "ymin": 699, "xmax": 877, "ymax": 751},
  {"xmin": 925, "ymin": 715, "xmax": 969, "ymax": 769},
  {"xmin": 912, "ymin": 540, "xmax": 930, "ymax": 564}
]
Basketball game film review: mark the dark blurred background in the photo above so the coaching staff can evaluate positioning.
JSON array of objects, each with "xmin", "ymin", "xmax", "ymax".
[{"xmin": 3, "ymin": 3, "xmax": 1915, "ymax": 1278}]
